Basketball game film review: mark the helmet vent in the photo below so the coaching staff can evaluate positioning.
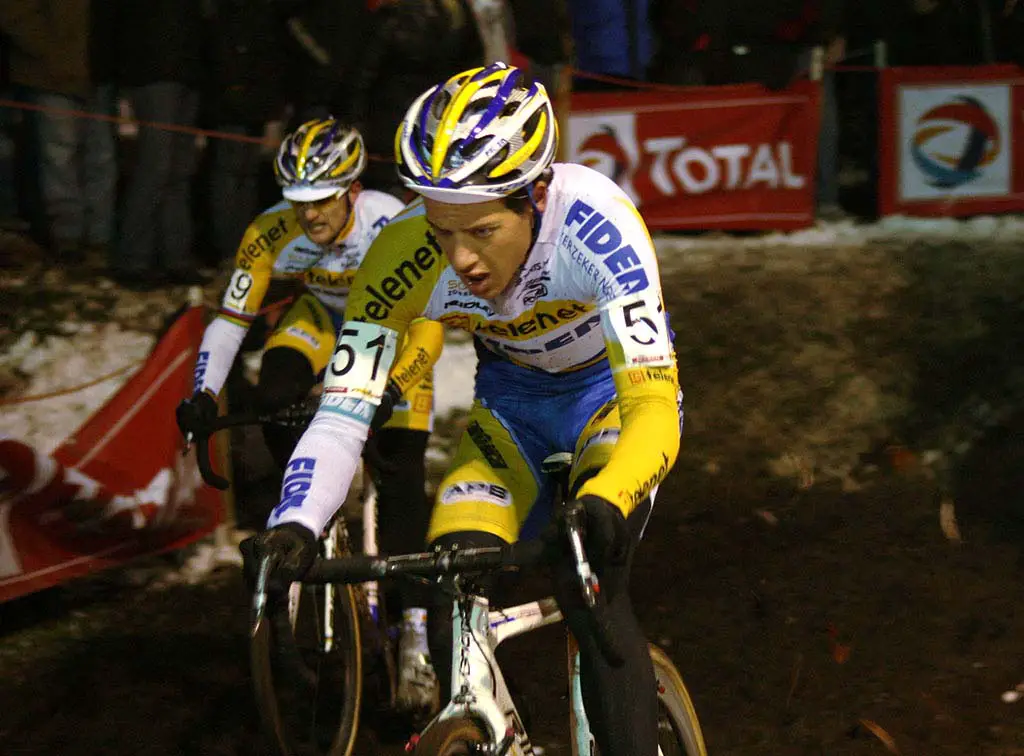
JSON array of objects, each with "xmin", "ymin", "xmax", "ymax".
[{"xmin": 432, "ymin": 91, "xmax": 451, "ymax": 120}]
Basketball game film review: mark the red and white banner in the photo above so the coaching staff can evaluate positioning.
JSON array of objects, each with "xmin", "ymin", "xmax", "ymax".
[
  {"xmin": 879, "ymin": 64, "xmax": 1024, "ymax": 217},
  {"xmin": 0, "ymin": 306, "xmax": 226, "ymax": 603},
  {"xmin": 567, "ymin": 80, "xmax": 822, "ymax": 231}
]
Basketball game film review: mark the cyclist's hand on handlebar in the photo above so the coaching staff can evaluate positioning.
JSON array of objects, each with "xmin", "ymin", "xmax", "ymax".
[
  {"xmin": 369, "ymin": 380, "xmax": 403, "ymax": 432},
  {"xmin": 175, "ymin": 391, "xmax": 218, "ymax": 441},
  {"xmin": 576, "ymin": 495, "xmax": 629, "ymax": 567},
  {"xmin": 241, "ymin": 522, "xmax": 318, "ymax": 593}
]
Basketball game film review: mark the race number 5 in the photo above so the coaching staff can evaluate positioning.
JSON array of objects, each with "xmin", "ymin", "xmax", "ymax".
[
  {"xmin": 604, "ymin": 291, "xmax": 674, "ymax": 367},
  {"xmin": 324, "ymin": 321, "xmax": 399, "ymax": 404}
]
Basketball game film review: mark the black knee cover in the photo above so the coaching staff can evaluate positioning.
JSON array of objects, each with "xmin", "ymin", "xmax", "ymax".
[
  {"xmin": 257, "ymin": 347, "xmax": 316, "ymax": 469},
  {"xmin": 426, "ymin": 530, "xmax": 509, "ymax": 700}
]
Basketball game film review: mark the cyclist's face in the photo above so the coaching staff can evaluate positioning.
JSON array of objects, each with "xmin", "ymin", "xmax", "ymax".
[
  {"xmin": 291, "ymin": 184, "xmax": 360, "ymax": 245},
  {"xmin": 424, "ymin": 187, "xmax": 547, "ymax": 300}
]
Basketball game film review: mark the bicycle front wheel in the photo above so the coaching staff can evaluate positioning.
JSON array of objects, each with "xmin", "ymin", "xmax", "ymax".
[
  {"xmin": 651, "ymin": 644, "xmax": 707, "ymax": 756},
  {"xmin": 251, "ymin": 579, "xmax": 363, "ymax": 756},
  {"xmin": 413, "ymin": 717, "xmax": 488, "ymax": 754}
]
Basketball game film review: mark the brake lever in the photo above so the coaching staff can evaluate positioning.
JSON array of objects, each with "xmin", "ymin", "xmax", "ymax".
[
  {"xmin": 251, "ymin": 554, "xmax": 278, "ymax": 638},
  {"xmin": 563, "ymin": 501, "xmax": 601, "ymax": 608},
  {"xmin": 195, "ymin": 432, "xmax": 231, "ymax": 490}
]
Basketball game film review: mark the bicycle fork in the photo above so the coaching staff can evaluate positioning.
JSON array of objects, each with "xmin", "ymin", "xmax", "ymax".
[
  {"xmin": 567, "ymin": 633, "xmax": 596, "ymax": 756},
  {"xmin": 361, "ymin": 472, "xmax": 381, "ymax": 624},
  {"xmin": 436, "ymin": 596, "xmax": 537, "ymax": 755},
  {"xmin": 569, "ymin": 635, "xmax": 672, "ymax": 756}
]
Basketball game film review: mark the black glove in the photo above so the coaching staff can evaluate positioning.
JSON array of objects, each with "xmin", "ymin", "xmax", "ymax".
[
  {"xmin": 240, "ymin": 522, "xmax": 318, "ymax": 594},
  {"xmin": 175, "ymin": 391, "xmax": 218, "ymax": 440},
  {"xmin": 575, "ymin": 494, "xmax": 629, "ymax": 567},
  {"xmin": 369, "ymin": 380, "xmax": 403, "ymax": 432}
]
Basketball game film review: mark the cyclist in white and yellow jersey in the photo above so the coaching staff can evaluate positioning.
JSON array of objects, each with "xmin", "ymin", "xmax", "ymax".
[
  {"xmin": 249, "ymin": 66, "xmax": 683, "ymax": 753},
  {"xmin": 175, "ymin": 118, "xmax": 444, "ymax": 711}
]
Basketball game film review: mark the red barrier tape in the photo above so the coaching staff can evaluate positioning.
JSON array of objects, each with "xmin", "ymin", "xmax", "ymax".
[
  {"xmin": 0, "ymin": 97, "xmax": 273, "ymax": 146},
  {"xmin": 0, "ymin": 96, "xmax": 397, "ymax": 162},
  {"xmin": 0, "ymin": 59, "xmax": 872, "ymax": 155},
  {"xmin": 0, "ymin": 60, "xmax": 869, "ymax": 174}
]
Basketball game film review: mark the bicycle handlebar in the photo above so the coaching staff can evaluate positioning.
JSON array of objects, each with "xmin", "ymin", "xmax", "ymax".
[
  {"xmin": 290, "ymin": 510, "xmax": 625, "ymax": 666},
  {"xmin": 187, "ymin": 397, "xmax": 393, "ymax": 490},
  {"xmin": 189, "ymin": 401, "xmax": 318, "ymax": 490},
  {"xmin": 302, "ymin": 540, "xmax": 549, "ymax": 584}
]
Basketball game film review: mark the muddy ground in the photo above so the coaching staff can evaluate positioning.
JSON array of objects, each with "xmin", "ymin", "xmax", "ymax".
[{"xmin": 2, "ymin": 231, "xmax": 1024, "ymax": 755}]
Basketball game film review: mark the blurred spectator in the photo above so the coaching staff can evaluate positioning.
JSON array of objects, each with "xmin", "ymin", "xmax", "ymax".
[
  {"xmin": 697, "ymin": 0, "xmax": 844, "ymax": 90},
  {"xmin": 992, "ymin": 0, "xmax": 1024, "ymax": 63},
  {"xmin": 201, "ymin": 0, "xmax": 289, "ymax": 266},
  {"xmin": 685, "ymin": 0, "xmax": 846, "ymax": 217},
  {"xmin": 648, "ymin": 0, "xmax": 706, "ymax": 85},
  {"xmin": 114, "ymin": 0, "xmax": 206, "ymax": 289},
  {"xmin": 0, "ymin": 31, "xmax": 25, "ymax": 231},
  {"xmin": 811, "ymin": 1, "xmax": 846, "ymax": 219},
  {"xmin": 565, "ymin": 0, "xmax": 655, "ymax": 90},
  {"xmin": 345, "ymin": 0, "xmax": 484, "ymax": 197},
  {"xmin": 277, "ymin": 0, "xmax": 375, "ymax": 123},
  {"xmin": 886, "ymin": 0, "xmax": 984, "ymax": 65},
  {"xmin": 465, "ymin": 0, "xmax": 513, "ymax": 63},
  {"xmin": 508, "ymin": 0, "xmax": 572, "ymax": 159},
  {"xmin": 0, "ymin": 1, "xmax": 117, "ymax": 263}
]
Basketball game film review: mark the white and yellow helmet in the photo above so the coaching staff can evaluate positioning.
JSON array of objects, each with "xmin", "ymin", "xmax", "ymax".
[
  {"xmin": 395, "ymin": 62, "xmax": 558, "ymax": 204},
  {"xmin": 275, "ymin": 118, "xmax": 367, "ymax": 202}
]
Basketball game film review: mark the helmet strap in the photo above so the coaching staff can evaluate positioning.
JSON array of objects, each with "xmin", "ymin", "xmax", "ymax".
[
  {"xmin": 330, "ymin": 193, "xmax": 356, "ymax": 246},
  {"xmin": 526, "ymin": 184, "xmax": 543, "ymax": 249}
]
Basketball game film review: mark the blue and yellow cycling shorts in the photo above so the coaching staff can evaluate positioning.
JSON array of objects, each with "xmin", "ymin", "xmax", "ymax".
[
  {"xmin": 428, "ymin": 353, "xmax": 678, "ymax": 544},
  {"xmin": 266, "ymin": 292, "xmax": 433, "ymax": 432}
]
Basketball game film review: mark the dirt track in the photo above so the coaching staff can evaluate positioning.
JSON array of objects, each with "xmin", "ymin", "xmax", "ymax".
[{"xmin": 3, "ymin": 235, "xmax": 1024, "ymax": 755}]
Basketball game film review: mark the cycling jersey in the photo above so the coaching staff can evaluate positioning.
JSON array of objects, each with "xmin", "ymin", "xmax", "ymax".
[
  {"xmin": 190, "ymin": 189, "xmax": 439, "ymax": 432},
  {"xmin": 269, "ymin": 163, "xmax": 681, "ymax": 538}
]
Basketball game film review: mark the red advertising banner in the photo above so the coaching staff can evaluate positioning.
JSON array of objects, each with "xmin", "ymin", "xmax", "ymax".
[
  {"xmin": 879, "ymin": 64, "xmax": 1024, "ymax": 217},
  {"xmin": 567, "ymin": 80, "xmax": 822, "ymax": 231},
  {"xmin": 0, "ymin": 306, "xmax": 226, "ymax": 602}
]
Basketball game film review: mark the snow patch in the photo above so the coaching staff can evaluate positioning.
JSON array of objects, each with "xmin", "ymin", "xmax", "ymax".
[
  {"xmin": 432, "ymin": 339, "xmax": 477, "ymax": 421},
  {"xmin": 0, "ymin": 324, "xmax": 154, "ymax": 454}
]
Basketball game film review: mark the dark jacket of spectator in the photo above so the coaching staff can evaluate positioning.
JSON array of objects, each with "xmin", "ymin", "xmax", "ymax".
[
  {"xmin": 508, "ymin": 0, "xmax": 571, "ymax": 67},
  {"xmin": 89, "ymin": 0, "xmax": 117, "ymax": 87},
  {"xmin": 698, "ymin": 0, "xmax": 844, "ymax": 88},
  {"xmin": 117, "ymin": 0, "xmax": 204, "ymax": 88},
  {"xmin": 203, "ymin": 0, "xmax": 288, "ymax": 127},
  {"xmin": 278, "ymin": 0, "xmax": 376, "ymax": 121},
  {"xmin": 648, "ymin": 0, "xmax": 703, "ymax": 84},
  {"xmin": 345, "ymin": 0, "xmax": 483, "ymax": 193},
  {"xmin": 567, "ymin": 0, "xmax": 654, "ymax": 81},
  {"xmin": 887, "ymin": 0, "xmax": 983, "ymax": 65},
  {"xmin": 0, "ymin": 0, "xmax": 91, "ymax": 98},
  {"xmin": 992, "ymin": 0, "xmax": 1024, "ymax": 64}
]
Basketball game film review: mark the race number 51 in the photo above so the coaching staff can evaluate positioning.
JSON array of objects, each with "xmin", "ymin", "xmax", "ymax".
[
  {"xmin": 604, "ymin": 291, "xmax": 674, "ymax": 368},
  {"xmin": 324, "ymin": 322, "xmax": 398, "ymax": 404}
]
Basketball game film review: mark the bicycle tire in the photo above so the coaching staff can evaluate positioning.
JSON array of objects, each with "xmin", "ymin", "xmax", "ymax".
[
  {"xmin": 650, "ymin": 644, "xmax": 708, "ymax": 756},
  {"xmin": 413, "ymin": 717, "xmax": 488, "ymax": 754},
  {"xmin": 251, "ymin": 575, "xmax": 363, "ymax": 756}
]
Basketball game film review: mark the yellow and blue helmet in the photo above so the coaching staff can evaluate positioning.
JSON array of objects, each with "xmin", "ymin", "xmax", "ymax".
[
  {"xmin": 274, "ymin": 118, "xmax": 366, "ymax": 202},
  {"xmin": 395, "ymin": 62, "xmax": 558, "ymax": 204}
]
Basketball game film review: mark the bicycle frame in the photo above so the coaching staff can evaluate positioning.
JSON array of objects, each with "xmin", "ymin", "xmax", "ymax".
[
  {"xmin": 360, "ymin": 467, "xmax": 382, "ymax": 624},
  {"xmin": 294, "ymin": 461, "xmax": 382, "ymax": 655},
  {"xmin": 426, "ymin": 592, "xmax": 601, "ymax": 756}
]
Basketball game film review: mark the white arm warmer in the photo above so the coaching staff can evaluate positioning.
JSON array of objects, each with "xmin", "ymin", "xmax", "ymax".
[
  {"xmin": 195, "ymin": 316, "xmax": 248, "ymax": 397},
  {"xmin": 266, "ymin": 409, "xmax": 371, "ymax": 537}
]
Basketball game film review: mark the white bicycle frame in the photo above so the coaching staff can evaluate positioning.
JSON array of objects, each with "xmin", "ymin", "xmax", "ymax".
[
  {"xmin": 427, "ymin": 592, "xmax": 678, "ymax": 756},
  {"xmin": 284, "ymin": 462, "xmax": 379, "ymax": 655},
  {"xmin": 360, "ymin": 467, "xmax": 382, "ymax": 624},
  {"xmin": 425, "ymin": 593, "xmax": 598, "ymax": 756},
  {"xmin": 429, "ymin": 594, "xmax": 566, "ymax": 755}
]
